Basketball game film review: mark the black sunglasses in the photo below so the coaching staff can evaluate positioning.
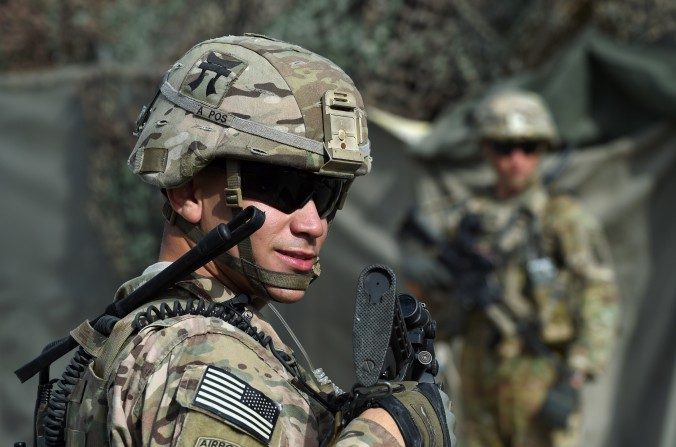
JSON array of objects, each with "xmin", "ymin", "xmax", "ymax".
[
  {"xmin": 489, "ymin": 140, "xmax": 545, "ymax": 156},
  {"xmin": 238, "ymin": 161, "xmax": 347, "ymax": 219}
]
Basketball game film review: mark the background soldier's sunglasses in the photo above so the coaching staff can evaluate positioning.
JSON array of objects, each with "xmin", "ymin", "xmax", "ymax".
[
  {"xmin": 238, "ymin": 161, "xmax": 347, "ymax": 219},
  {"xmin": 489, "ymin": 140, "xmax": 545, "ymax": 156}
]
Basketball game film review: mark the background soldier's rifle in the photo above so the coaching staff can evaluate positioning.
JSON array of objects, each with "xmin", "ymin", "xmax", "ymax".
[
  {"xmin": 404, "ymin": 208, "xmax": 508, "ymax": 312},
  {"xmin": 341, "ymin": 263, "xmax": 442, "ymax": 428}
]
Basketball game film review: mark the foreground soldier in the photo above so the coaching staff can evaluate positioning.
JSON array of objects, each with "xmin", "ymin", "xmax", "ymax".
[
  {"xmin": 400, "ymin": 90, "xmax": 619, "ymax": 447},
  {"xmin": 37, "ymin": 36, "xmax": 454, "ymax": 446}
]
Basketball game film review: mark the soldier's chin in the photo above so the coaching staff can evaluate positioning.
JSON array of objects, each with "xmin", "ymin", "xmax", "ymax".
[{"xmin": 265, "ymin": 285, "xmax": 306, "ymax": 304}]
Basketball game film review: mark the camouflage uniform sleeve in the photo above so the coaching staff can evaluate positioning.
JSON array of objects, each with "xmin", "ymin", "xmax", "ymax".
[
  {"xmin": 547, "ymin": 196, "xmax": 621, "ymax": 377},
  {"xmin": 333, "ymin": 417, "xmax": 402, "ymax": 447},
  {"xmin": 109, "ymin": 315, "xmax": 326, "ymax": 446}
]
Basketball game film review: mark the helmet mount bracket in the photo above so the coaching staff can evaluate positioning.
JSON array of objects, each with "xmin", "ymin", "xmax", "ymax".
[{"xmin": 319, "ymin": 90, "xmax": 364, "ymax": 177}]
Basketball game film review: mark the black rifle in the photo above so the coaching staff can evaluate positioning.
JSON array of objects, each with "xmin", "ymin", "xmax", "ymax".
[
  {"xmin": 352, "ymin": 264, "xmax": 439, "ymax": 388},
  {"xmin": 343, "ymin": 264, "xmax": 449, "ymax": 446},
  {"xmin": 402, "ymin": 209, "xmax": 503, "ymax": 307},
  {"xmin": 438, "ymin": 213, "xmax": 503, "ymax": 311}
]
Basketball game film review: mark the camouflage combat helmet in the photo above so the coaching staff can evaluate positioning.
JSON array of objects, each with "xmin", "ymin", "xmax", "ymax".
[
  {"xmin": 129, "ymin": 34, "xmax": 372, "ymax": 298},
  {"xmin": 475, "ymin": 89, "xmax": 558, "ymax": 143}
]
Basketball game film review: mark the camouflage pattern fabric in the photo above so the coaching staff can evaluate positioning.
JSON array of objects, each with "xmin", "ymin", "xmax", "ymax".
[
  {"xmin": 69, "ymin": 268, "xmax": 400, "ymax": 446},
  {"xmin": 129, "ymin": 35, "xmax": 371, "ymax": 191},
  {"xmin": 474, "ymin": 90, "xmax": 558, "ymax": 143},
  {"xmin": 403, "ymin": 181, "xmax": 620, "ymax": 447}
]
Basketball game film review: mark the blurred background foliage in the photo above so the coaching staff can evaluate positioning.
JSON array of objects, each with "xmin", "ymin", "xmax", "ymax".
[
  {"xmin": 1, "ymin": 0, "xmax": 674, "ymax": 278},
  {"xmin": 2, "ymin": 0, "xmax": 676, "ymax": 118}
]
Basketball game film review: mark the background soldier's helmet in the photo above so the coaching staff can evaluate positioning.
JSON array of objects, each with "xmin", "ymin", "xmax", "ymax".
[
  {"xmin": 129, "ymin": 34, "xmax": 371, "ymax": 188},
  {"xmin": 474, "ymin": 89, "xmax": 558, "ymax": 144}
]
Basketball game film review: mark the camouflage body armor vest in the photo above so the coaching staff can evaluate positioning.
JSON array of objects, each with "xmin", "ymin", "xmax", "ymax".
[
  {"xmin": 442, "ymin": 187, "xmax": 578, "ymax": 358},
  {"xmin": 38, "ymin": 290, "xmax": 277, "ymax": 445},
  {"xmin": 38, "ymin": 280, "xmax": 340, "ymax": 447}
]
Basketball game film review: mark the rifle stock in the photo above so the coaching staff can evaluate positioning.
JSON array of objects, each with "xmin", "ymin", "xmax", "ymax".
[{"xmin": 352, "ymin": 264, "xmax": 439, "ymax": 387}]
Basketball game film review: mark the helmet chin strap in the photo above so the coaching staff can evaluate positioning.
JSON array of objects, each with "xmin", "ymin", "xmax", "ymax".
[{"xmin": 162, "ymin": 162, "xmax": 319, "ymax": 301}]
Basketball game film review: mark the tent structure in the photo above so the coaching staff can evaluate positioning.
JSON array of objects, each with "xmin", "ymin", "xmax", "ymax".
[{"xmin": 0, "ymin": 31, "xmax": 674, "ymax": 447}]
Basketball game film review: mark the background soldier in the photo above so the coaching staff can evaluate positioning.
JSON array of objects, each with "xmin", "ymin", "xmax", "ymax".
[
  {"xmin": 400, "ymin": 89, "xmax": 619, "ymax": 447},
  {"xmin": 30, "ymin": 35, "xmax": 455, "ymax": 446}
]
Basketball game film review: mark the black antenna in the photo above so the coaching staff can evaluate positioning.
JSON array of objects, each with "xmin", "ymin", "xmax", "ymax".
[{"xmin": 15, "ymin": 206, "xmax": 265, "ymax": 383}]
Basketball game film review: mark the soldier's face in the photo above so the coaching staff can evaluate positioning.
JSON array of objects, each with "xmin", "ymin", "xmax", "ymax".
[
  {"xmin": 240, "ymin": 196, "xmax": 328, "ymax": 303},
  {"xmin": 196, "ymin": 166, "xmax": 329, "ymax": 304},
  {"xmin": 484, "ymin": 140, "xmax": 542, "ymax": 192}
]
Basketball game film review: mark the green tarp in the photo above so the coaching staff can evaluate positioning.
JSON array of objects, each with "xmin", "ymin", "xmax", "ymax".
[{"xmin": 417, "ymin": 31, "xmax": 676, "ymax": 159}]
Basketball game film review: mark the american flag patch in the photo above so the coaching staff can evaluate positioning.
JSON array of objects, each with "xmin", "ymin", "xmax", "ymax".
[{"xmin": 193, "ymin": 366, "xmax": 280, "ymax": 444}]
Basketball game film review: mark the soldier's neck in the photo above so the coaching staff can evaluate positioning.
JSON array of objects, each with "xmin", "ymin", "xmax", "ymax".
[
  {"xmin": 495, "ymin": 176, "xmax": 539, "ymax": 200},
  {"xmin": 495, "ymin": 181, "xmax": 526, "ymax": 200},
  {"xmin": 158, "ymin": 223, "xmax": 247, "ymax": 296}
]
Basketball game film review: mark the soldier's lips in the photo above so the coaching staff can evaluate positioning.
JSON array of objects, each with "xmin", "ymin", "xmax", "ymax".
[{"xmin": 275, "ymin": 249, "xmax": 316, "ymax": 272}]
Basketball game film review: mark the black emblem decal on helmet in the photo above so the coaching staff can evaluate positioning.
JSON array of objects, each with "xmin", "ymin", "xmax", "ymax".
[{"xmin": 188, "ymin": 52, "xmax": 243, "ymax": 96}]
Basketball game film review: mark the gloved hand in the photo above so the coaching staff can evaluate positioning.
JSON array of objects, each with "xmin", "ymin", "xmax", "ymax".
[
  {"xmin": 537, "ymin": 379, "xmax": 579, "ymax": 429},
  {"xmin": 376, "ymin": 381, "xmax": 456, "ymax": 447},
  {"xmin": 401, "ymin": 255, "xmax": 454, "ymax": 290}
]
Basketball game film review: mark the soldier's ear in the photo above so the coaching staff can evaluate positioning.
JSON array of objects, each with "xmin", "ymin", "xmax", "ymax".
[{"xmin": 166, "ymin": 180, "xmax": 202, "ymax": 224}]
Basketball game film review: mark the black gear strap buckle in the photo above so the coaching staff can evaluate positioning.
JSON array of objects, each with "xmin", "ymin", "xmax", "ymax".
[
  {"xmin": 341, "ymin": 381, "xmax": 405, "ymax": 423},
  {"xmin": 352, "ymin": 381, "xmax": 403, "ymax": 400}
]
